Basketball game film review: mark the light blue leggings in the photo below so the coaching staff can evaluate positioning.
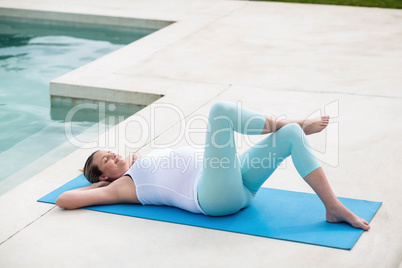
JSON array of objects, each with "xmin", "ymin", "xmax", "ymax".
[{"xmin": 197, "ymin": 102, "xmax": 321, "ymax": 216}]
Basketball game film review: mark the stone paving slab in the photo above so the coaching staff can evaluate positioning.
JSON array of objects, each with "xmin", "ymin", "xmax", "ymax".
[{"xmin": 0, "ymin": 0, "xmax": 401, "ymax": 267}]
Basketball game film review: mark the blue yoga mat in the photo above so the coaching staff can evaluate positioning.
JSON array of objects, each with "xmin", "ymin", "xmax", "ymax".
[{"xmin": 38, "ymin": 174, "xmax": 381, "ymax": 249}]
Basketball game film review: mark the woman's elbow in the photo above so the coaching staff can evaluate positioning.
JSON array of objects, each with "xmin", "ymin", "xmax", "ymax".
[{"xmin": 56, "ymin": 192, "xmax": 74, "ymax": 209}]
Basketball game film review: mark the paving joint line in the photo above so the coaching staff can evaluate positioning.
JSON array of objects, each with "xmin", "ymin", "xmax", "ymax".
[
  {"xmin": 232, "ymin": 83, "xmax": 401, "ymax": 100},
  {"xmin": 0, "ymin": 206, "xmax": 56, "ymax": 246},
  {"xmin": 279, "ymin": 89, "xmax": 401, "ymax": 99},
  {"xmin": 114, "ymin": 74, "xmax": 400, "ymax": 100}
]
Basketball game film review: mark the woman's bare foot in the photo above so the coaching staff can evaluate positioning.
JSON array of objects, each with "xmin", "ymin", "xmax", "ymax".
[
  {"xmin": 263, "ymin": 115, "xmax": 330, "ymax": 135},
  {"xmin": 300, "ymin": 116, "xmax": 330, "ymax": 135},
  {"xmin": 326, "ymin": 201, "xmax": 370, "ymax": 231}
]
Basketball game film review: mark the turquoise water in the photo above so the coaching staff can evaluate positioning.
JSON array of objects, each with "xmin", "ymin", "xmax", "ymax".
[{"xmin": 0, "ymin": 18, "xmax": 154, "ymax": 193}]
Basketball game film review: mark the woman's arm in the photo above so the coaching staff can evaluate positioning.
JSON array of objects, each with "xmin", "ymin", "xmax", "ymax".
[
  {"xmin": 70, "ymin": 180, "xmax": 111, "ymax": 192},
  {"xmin": 56, "ymin": 176, "xmax": 139, "ymax": 210}
]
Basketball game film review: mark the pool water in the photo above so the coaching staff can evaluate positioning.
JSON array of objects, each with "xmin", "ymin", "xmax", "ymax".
[{"xmin": 0, "ymin": 18, "xmax": 154, "ymax": 194}]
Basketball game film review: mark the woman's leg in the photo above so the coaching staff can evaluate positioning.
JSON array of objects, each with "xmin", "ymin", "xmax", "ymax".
[
  {"xmin": 304, "ymin": 168, "xmax": 370, "ymax": 230},
  {"xmin": 240, "ymin": 123, "xmax": 321, "ymax": 195},
  {"xmin": 240, "ymin": 123, "xmax": 370, "ymax": 230},
  {"xmin": 198, "ymin": 102, "xmax": 267, "ymax": 216}
]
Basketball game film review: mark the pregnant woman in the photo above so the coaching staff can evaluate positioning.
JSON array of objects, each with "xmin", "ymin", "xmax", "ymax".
[{"xmin": 56, "ymin": 102, "xmax": 370, "ymax": 231}]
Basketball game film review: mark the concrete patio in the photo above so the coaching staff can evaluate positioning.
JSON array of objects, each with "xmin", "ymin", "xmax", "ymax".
[{"xmin": 0, "ymin": 0, "xmax": 401, "ymax": 267}]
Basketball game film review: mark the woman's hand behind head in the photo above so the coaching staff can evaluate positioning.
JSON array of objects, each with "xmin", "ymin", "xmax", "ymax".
[{"xmin": 126, "ymin": 153, "xmax": 141, "ymax": 167}]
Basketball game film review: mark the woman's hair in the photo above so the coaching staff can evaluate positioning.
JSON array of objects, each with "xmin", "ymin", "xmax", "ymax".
[{"xmin": 83, "ymin": 150, "xmax": 102, "ymax": 183}]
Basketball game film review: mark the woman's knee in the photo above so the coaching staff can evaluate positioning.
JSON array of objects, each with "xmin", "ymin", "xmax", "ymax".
[
  {"xmin": 209, "ymin": 101, "xmax": 235, "ymax": 117},
  {"xmin": 278, "ymin": 123, "xmax": 304, "ymax": 140}
]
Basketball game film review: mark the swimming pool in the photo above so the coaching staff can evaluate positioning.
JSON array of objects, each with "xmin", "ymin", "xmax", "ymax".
[{"xmin": 0, "ymin": 18, "xmax": 155, "ymax": 195}]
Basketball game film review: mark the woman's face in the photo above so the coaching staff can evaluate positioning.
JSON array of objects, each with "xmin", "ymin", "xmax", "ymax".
[{"xmin": 93, "ymin": 150, "xmax": 130, "ymax": 181}]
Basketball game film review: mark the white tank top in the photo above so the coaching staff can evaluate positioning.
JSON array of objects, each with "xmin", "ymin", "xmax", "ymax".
[{"xmin": 125, "ymin": 147, "xmax": 205, "ymax": 214}]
